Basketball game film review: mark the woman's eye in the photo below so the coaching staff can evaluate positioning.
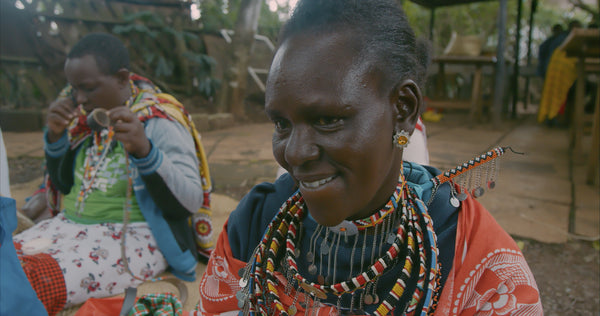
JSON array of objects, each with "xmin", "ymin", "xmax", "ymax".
[
  {"xmin": 315, "ymin": 117, "xmax": 342, "ymax": 127},
  {"xmin": 82, "ymin": 86, "xmax": 95, "ymax": 93},
  {"xmin": 273, "ymin": 119, "xmax": 289, "ymax": 131}
]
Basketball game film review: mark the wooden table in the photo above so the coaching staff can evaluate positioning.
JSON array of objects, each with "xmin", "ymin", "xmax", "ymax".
[
  {"xmin": 428, "ymin": 55, "xmax": 497, "ymax": 124},
  {"xmin": 559, "ymin": 28, "xmax": 600, "ymax": 186}
]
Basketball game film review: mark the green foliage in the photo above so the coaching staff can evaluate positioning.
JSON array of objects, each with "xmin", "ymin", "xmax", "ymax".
[
  {"xmin": 183, "ymin": 51, "xmax": 221, "ymax": 98},
  {"xmin": 403, "ymin": 1, "xmax": 519, "ymax": 54},
  {"xmin": 112, "ymin": 11, "xmax": 220, "ymax": 99},
  {"xmin": 198, "ymin": 0, "xmax": 282, "ymax": 40},
  {"xmin": 258, "ymin": 1, "xmax": 286, "ymax": 40},
  {"xmin": 402, "ymin": 0, "xmax": 596, "ymax": 62},
  {"xmin": 198, "ymin": 0, "xmax": 237, "ymax": 32}
]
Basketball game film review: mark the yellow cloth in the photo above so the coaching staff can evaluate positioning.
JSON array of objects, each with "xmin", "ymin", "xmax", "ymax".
[{"xmin": 537, "ymin": 49, "xmax": 577, "ymax": 123}]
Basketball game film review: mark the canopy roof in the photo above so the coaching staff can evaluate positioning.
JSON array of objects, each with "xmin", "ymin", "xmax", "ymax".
[{"xmin": 408, "ymin": 0, "xmax": 496, "ymax": 8}]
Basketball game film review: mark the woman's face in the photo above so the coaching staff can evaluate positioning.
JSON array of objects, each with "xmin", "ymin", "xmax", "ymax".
[
  {"xmin": 64, "ymin": 54, "xmax": 128, "ymax": 113},
  {"xmin": 266, "ymin": 31, "xmax": 408, "ymax": 226}
]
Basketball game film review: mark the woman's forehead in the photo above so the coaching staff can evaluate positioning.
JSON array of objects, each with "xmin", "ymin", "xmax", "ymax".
[{"xmin": 266, "ymin": 32, "xmax": 386, "ymax": 105}]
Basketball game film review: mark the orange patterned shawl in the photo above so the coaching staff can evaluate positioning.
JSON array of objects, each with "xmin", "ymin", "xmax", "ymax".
[{"xmin": 197, "ymin": 195, "xmax": 542, "ymax": 315}]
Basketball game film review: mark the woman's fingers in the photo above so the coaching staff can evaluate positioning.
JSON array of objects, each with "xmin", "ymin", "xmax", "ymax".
[
  {"xmin": 47, "ymin": 98, "xmax": 78, "ymax": 137},
  {"xmin": 108, "ymin": 106, "xmax": 150, "ymax": 158}
]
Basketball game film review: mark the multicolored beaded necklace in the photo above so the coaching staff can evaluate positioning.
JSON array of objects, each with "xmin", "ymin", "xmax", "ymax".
[
  {"xmin": 237, "ymin": 165, "xmax": 441, "ymax": 315},
  {"xmin": 75, "ymin": 126, "xmax": 115, "ymax": 216}
]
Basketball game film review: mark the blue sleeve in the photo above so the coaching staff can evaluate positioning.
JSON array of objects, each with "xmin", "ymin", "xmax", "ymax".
[
  {"xmin": 1, "ymin": 197, "xmax": 47, "ymax": 315},
  {"xmin": 227, "ymin": 173, "xmax": 297, "ymax": 262},
  {"xmin": 44, "ymin": 130, "xmax": 76, "ymax": 194}
]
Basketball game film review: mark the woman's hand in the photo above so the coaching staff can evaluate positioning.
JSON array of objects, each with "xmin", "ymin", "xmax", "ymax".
[
  {"xmin": 109, "ymin": 106, "xmax": 151, "ymax": 158},
  {"xmin": 46, "ymin": 97, "xmax": 78, "ymax": 143}
]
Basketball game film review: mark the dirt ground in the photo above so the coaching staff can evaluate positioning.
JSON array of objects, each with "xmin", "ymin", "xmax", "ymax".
[{"xmin": 7, "ymin": 151, "xmax": 600, "ymax": 315}]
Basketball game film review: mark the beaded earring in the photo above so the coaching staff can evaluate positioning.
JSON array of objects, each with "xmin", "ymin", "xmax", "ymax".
[{"xmin": 393, "ymin": 130, "xmax": 410, "ymax": 149}]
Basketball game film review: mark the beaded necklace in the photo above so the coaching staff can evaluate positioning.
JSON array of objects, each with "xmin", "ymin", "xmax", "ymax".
[
  {"xmin": 120, "ymin": 153, "xmax": 167, "ymax": 283},
  {"xmin": 237, "ymin": 165, "xmax": 441, "ymax": 315},
  {"xmin": 75, "ymin": 127, "xmax": 115, "ymax": 216},
  {"xmin": 118, "ymin": 81, "xmax": 167, "ymax": 283}
]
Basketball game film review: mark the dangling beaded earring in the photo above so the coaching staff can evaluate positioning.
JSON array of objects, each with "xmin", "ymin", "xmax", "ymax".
[{"xmin": 393, "ymin": 130, "xmax": 410, "ymax": 149}]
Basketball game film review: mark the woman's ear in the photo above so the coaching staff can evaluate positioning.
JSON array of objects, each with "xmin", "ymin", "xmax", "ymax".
[
  {"xmin": 392, "ymin": 79, "xmax": 422, "ymax": 134},
  {"xmin": 115, "ymin": 68, "xmax": 130, "ymax": 87}
]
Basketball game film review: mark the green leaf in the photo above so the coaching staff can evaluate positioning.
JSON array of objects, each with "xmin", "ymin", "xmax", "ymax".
[{"xmin": 155, "ymin": 57, "xmax": 173, "ymax": 77}]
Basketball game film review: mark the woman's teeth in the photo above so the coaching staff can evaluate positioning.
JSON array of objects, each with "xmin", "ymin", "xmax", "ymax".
[{"xmin": 301, "ymin": 176, "xmax": 335, "ymax": 188}]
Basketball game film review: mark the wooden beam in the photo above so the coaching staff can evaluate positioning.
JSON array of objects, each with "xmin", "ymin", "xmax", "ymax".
[{"xmin": 491, "ymin": 0, "xmax": 507, "ymax": 127}]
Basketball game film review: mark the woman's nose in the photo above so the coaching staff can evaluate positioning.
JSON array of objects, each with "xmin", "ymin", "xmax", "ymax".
[
  {"xmin": 284, "ymin": 126, "xmax": 320, "ymax": 167},
  {"xmin": 75, "ymin": 92, "xmax": 87, "ymax": 105}
]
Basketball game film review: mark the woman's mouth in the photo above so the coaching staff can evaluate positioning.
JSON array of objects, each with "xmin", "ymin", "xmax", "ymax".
[{"xmin": 300, "ymin": 175, "xmax": 336, "ymax": 189}]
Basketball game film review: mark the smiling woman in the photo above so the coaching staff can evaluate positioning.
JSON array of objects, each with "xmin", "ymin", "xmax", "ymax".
[{"xmin": 198, "ymin": 1, "xmax": 542, "ymax": 315}]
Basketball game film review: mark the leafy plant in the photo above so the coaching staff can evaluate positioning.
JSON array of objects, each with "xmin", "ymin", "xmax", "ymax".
[
  {"xmin": 113, "ymin": 11, "xmax": 220, "ymax": 99},
  {"xmin": 183, "ymin": 51, "xmax": 221, "ymax": 98}
]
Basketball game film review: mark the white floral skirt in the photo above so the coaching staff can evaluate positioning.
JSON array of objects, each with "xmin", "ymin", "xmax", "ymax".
[{"xmin": 13, "ymin": 213, "xmax": 168, "ymax": 307}]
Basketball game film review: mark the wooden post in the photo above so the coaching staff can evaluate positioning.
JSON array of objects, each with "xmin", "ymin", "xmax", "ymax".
[
  {"xmin": 216, "ymin": 0, "xmax": 262, "ymax": 119},
  {"xmin": 491, "ymin": 0, "xmax": 507, "ymax": 127},
  {"xmin": 524, "ymin": 0, "xmax": 537, "ymax": 110},
  {"xmin": 570, "ymin": 56, "xmax": 586, "ymax": 164},
  {"xmin": 511, "ymin": 0, "xmax": 523, "ymax": 119},
  {"xmin": 587, "ymin": 81, "xmax": 600, "ymax": 185}
]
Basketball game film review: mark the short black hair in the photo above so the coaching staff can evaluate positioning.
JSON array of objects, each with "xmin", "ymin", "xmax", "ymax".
[
  {"xmin": 551, "ymin": 24, "xmax": 564, "ymax": 35},
  {"xmin": 67, "ymin": 33, "xmax": 130, "ymax": 75},
  {"xmin": 279, "ymin": 0, "xmax": 430, "ymax": 89}
]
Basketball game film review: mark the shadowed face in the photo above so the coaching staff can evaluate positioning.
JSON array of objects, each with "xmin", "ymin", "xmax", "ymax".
[
  {"xmin": 64, "ymin": 54, "xmax": 129, "ymax": 113},
  {"xmin": 266, "ymin": 31, "xmax": 413, "ymax": 226}
]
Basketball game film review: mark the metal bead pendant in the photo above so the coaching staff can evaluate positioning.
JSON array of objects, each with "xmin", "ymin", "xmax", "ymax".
[
  {"xmin": 320, "ymin": 240, "xmax": 330, "ymax": 255},
  {"xmin": 306, "ymin": 251, "xmax": 314, "ymax": 262},
  {"xmin": 239, "ymin": 277, "xmax": 248, "ymax": 288},
  {"xmin": 387, "ymin": 233, "xmax": 396, "ymax": 244},
  {"xmin": 308, "ymin": 264, "xmax": 318, "ymax": 275},
  {"xmin": 450, "ymin": 196, "xmax": 460, "ymax": 207},
  {"xmin": 457, "ymin": 192, "xmax": 468, "ymax": 201},
  {"xmin": 288, "ymin": 305, "xmax": 298, "ymax": 315},
  {"xmin": 236, "ymin": 290, "xmax": 246, "ymax": 308},
  {"xmin": 364, "ymin": 294, "xmax": 375, "ymax": 305},
  {"xmin": 373, "ymin": 294, "xmax": 380, "ymax": 304},
  {"xmin": 487, "ymin": 181, "xmax": 496, "ymax": 189},
  {"xmin": 472, "ymin": 187, "xmax": 485, "ymax": 198}
]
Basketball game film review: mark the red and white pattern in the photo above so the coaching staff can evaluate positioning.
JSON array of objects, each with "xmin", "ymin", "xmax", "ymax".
[
  {"xmin": 454, "ymin": 249, "xmax": 542, "ymax": 315},
  {"xmin": 435, "ymin": 192, "xmax": 542, "ymax": 315},
  {"xmin": 13, "ymin": 213, "xmax": 168, "ymax": 307}
]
